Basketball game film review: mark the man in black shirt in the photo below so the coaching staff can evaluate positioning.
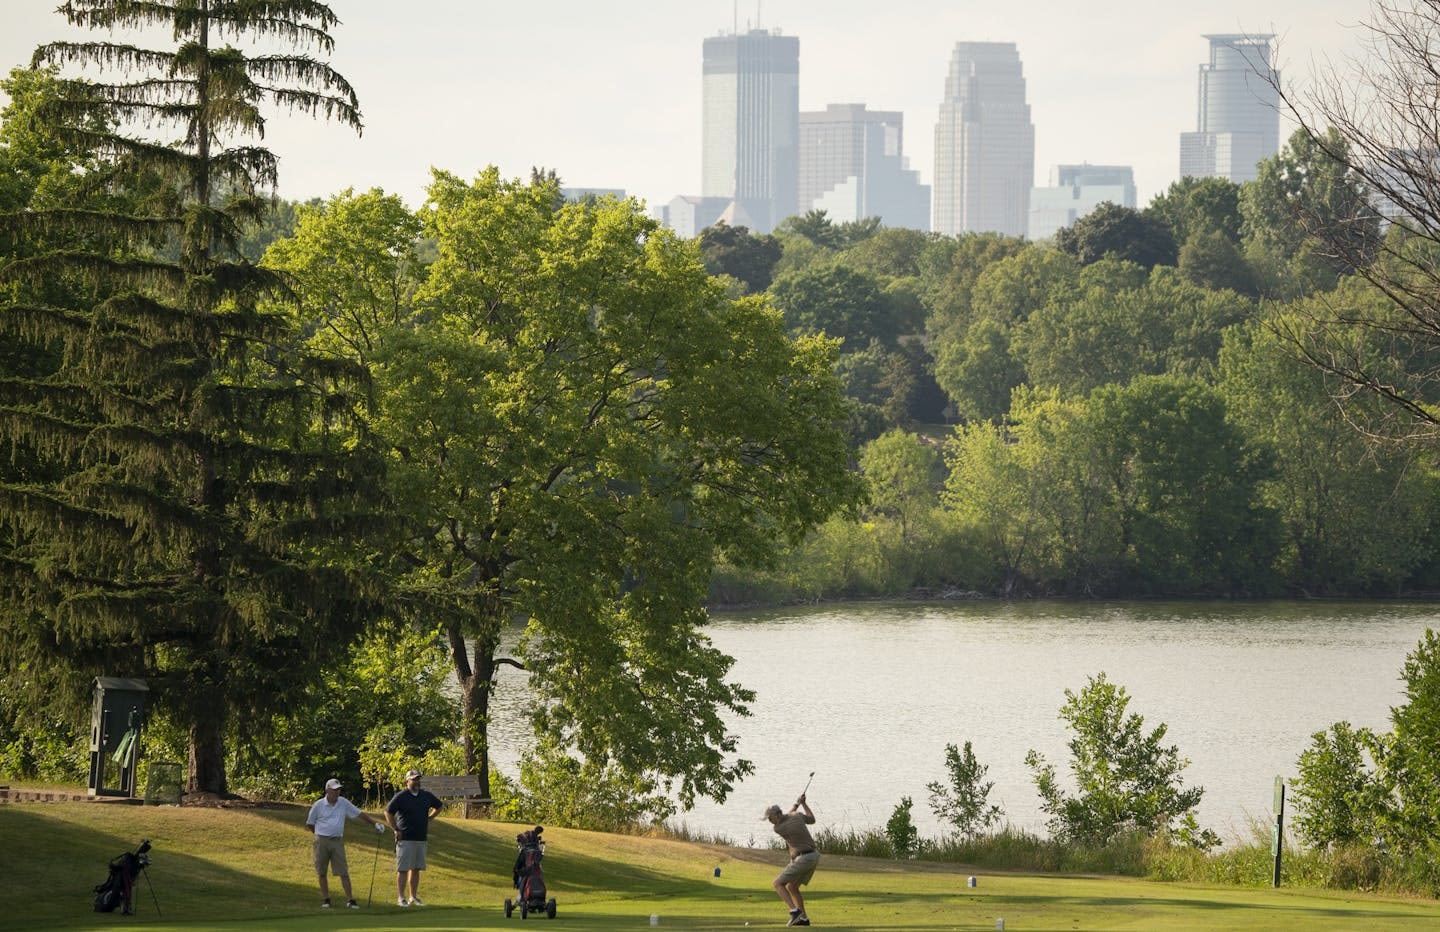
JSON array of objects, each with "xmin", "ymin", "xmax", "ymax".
[{"xmin": 384, "ymin": 769, "xmax": 444, "ymax": 907}]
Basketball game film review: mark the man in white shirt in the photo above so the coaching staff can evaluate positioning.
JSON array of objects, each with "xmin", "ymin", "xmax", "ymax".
[{"xmin": 306, "ymin": 777, "xmax": 386, "ymax": 908}]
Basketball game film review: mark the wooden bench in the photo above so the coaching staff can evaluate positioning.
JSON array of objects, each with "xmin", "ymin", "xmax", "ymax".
[{"xmin": 422, "ymin": 774, "xmax": 492, "ymax": 818}]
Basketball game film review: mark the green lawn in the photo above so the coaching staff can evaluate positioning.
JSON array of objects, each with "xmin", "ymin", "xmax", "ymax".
[{"xmin": 4, "ymin": 800, "xmax": 1437, "ymax": 930}]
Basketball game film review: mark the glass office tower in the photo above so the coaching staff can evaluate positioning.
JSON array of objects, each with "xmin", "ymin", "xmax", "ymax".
[
  {"xmin": 1178, "ymin": 34, "xmax": 1280, "ymax": 184},
  {"xmin": 1029, "ymin": 164, "xmax": 1137, "ymax": 240},
  {"xmin": 933, "ymin": 41, "xmax": 1035, "ymax": 236},
  {"xmin": 701, "ymin": 28, "xmax": 800, "ymax": 234},
  {"xmin": 800, "ymin": 103, "xmax": 930, "ymax": 230}
]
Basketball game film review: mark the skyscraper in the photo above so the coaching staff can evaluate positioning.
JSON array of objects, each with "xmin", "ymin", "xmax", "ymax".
[
  {"xmin": 701, "ymin": 28, "xmax": 799, "ymax": 234},
  {"xmin": 1029, "ymin": 164, "xmax": 1137, "ymax": 240},
  {"xmin": 799, "ymin": 103, "xmax": 930, "ymax": 230},
  {"xmin": 1178, "ymin": 34, "xmax": 1280, "ymax": 184},
  {"xmin": 933, "ymin": 42, "xmax": 1034, "ymax": 237}
]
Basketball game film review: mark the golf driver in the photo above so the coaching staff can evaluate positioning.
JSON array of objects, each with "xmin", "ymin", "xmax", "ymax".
[{"xmin": 797, "ymin": 771, "xmax": 814, "ymax": 804}]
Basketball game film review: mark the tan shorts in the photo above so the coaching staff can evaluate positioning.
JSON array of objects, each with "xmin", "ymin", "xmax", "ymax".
[
  {"xmin": 313, "ymin": 835, "xmax": 349, "ymax": 876},
  {"xmin": 395, "ymin": 839, "xmax": 427, "ymax": 872},
  {"xmin": 777, "ymin": 850, "xmax": 819, "ymax": 885}
]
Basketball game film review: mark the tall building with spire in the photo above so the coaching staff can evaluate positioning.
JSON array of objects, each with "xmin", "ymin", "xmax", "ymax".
[
  {"xmin": 701, "ymin": 27, "xmax": 799, "ymax": 234},
  {"xmin": 1178, "ymin": 34, "xmax": 1280, "ymax": 184},
  {"xmin": 932, "ymin": 41, "xmax": 1034, "ymax": 237}
]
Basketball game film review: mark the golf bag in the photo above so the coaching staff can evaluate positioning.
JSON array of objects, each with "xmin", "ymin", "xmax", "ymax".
[
  {"xmin": 504, "ymin": 826, "xmax": 557, "ymax": 919},
  {"xmin": 93, "ymin": 839, "xmax": 151, "ymax": 914}
]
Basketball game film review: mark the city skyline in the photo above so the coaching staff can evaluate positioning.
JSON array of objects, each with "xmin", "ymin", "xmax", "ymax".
[{"xmin": 0, "ymin": 1, "xmax": 1370, "ymax": 213}]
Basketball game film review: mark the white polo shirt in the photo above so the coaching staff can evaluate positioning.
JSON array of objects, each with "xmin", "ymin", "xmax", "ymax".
[{"xmin": 307, "ymin": 795, "xmax": 363, "ymax": 838}]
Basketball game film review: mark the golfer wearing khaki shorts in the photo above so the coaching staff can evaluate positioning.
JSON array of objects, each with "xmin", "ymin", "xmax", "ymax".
[
  {"xmin": 305, "ymin": 778, "xmax": 386, "ymax": 909},
  {"xmin": 765, "ymin": 794, "xmax": 819, "ymax": 926}
]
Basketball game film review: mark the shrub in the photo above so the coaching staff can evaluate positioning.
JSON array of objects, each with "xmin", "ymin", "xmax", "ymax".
[
  {"xmin": 1325, "ymin": 843, "xmax": 1384, "ymax": 891},
  {"xmin": 1289, "ymin": 720, "xmax": 1381, "ymax": 849},
  {"xmin": 886, "ymin": 796, "xmax": 920, "ymax": 859},
  {"xmin": 0, "ymin": 710, "xmax": 85, "ymax": 784},
  {"xmin": 1027, "ymin": 673, "xmax": 1218, "ymax": 849},
  {"xmin": 927, "ymin": 741, "xmax": 1004, "ymax": 839},
  {"xmin": 1384, "ymin": 629, "xmax": 1440, "ymax": 885}
]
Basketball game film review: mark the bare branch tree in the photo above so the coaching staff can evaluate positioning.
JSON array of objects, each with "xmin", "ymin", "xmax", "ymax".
[{"xmin": 1264, "ymin": 0, "xmax": 1440, "ymax": 443}]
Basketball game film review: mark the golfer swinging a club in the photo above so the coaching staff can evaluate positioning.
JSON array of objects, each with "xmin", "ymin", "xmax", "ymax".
[{"xmin": 765, "ymin": 783, "xmax": 819, "ymax": 927}]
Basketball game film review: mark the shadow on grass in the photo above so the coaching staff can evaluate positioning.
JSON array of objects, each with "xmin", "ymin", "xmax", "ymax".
[
  {"xmin": 236, "ymin": 808, "xmax": 730, "ymax": 910},
  {"xmin": 0, "ymin": 804, "xmax": 314, "ymax": 928}
]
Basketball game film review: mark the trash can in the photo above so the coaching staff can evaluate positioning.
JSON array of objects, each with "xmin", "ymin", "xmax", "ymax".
[
  {"xmin": 88, "ymin": 678, "xmax": 149, "ymax": 798},
  {"xmin": 144, "ymin": 761, "xmax": 183, "ymax": 805}
]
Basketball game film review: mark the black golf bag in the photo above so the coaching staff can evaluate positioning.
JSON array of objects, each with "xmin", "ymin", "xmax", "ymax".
[
  {"xmin": 93, "ymin": 839, "xmax": 151, "ymax": 914},
  {"xmin": 504, "ymin": 826, "xmax": 556, "ymax": 919}
]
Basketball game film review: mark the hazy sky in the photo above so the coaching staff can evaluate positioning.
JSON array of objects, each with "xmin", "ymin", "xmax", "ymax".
[{"xmin": 2, "ymin": 1, "xmax": 1374, "ymax": 212}]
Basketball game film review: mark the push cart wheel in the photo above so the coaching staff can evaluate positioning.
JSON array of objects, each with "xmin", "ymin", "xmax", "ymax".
[
  {"xmin": 546, "ymin": 898, "xmax": 557, "ymax": 919},
  {"xmin": 505, "ymin": 898, "xmax": 514, "ymax": 917},
  {"xmin": 520, "ymin": 898, "xmax": 529, "ymax": 919}
]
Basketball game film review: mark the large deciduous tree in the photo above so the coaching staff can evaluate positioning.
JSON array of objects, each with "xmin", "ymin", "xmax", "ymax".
[
  {"xmin": 934, "ymin": 318, "xmax": 1024, "ymax": 424},
  {"xmin": 1082, "ymin": 375, "xmax": 1277, "ymax": 594},
  {"xmin": 271, "ymin": 174, "xmax": 864, "ymax": 814},
  {"xmin": 1013, "ymin": 261, "xmax": 1253, "ymax": 398},
  {"xmin": 858, "ymin": 430, "xmax": 941, "ymax": 545},
  {"xmin": 697, "ymin": 221, "xmax": 782, "ymax": 294},
  {"xmin": 769, "ymin": 262, "xmax": 897, "ymax": 349},
  {"xmin": 1145, "ymin": 176, "xmax": 1244, "ymax": 246},
  {"xmin": 1053, "ymin": 202, "xmax": 1177, "ymax": 270},
  {"xmin": 945, "ymin": 376, "xmax": 1278, "ymax": 597},
  {"xmin": 1241, "ymin": 126, "xmax": 1382, "ymax": 298},
  {"xmin": 920, "ymin": 232, "xmax": 1027, "ymax": 344},
  {"xmin": 0, "ymin": 1, "xmax": 377, "ymax": 795},
  {"xmin": 1219, "ymin": 311, "xmax": 1439, "ymax": 593}
]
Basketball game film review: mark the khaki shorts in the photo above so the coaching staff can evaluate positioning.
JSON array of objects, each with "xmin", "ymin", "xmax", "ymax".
[
  {"xmin": 777, "ymin": 850, "xmax": 819, "ymax": 885},
  {"xmin": 313, "ymin": 835, "xmax": 349, "ymax": 876},
  {"xmin": 395, "ymin": 839, "xmax": 428, "ymax": 872}
]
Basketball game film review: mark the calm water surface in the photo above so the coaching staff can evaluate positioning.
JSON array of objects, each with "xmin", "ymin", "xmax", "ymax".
[{"xmin": 491, "ymin": 600, "xmax": 1437, "ymax": 847}]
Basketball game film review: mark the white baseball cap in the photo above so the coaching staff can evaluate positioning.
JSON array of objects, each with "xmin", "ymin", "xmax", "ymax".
[{"xmin": 325, "ymin": 778, "xmax": 342, "ymax": 790}]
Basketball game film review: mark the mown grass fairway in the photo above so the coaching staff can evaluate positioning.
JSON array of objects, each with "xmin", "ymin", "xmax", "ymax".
[{"xmin": 4, "ymin": 800, "xmax": 1437, "ymax": 930}]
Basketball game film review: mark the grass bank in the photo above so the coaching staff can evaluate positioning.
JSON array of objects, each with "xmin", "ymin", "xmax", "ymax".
[{"xmin": 4, "ymin": 800, "xmax": 1437, "ymax": 930}]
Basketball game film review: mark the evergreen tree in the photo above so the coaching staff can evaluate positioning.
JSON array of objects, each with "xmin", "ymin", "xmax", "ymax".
[{"xmin": 0, "ymin": 1, "xmax": 379, "ymax": 795}]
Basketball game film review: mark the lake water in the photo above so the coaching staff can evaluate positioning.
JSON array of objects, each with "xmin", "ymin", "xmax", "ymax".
[{"xmin": 489, "ymin": 600, "xmax": 1438, "ymax": 847}]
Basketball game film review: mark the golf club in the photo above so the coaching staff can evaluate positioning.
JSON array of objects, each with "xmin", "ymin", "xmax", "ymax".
[
  {"xmin": 797, "ymin": 771, "xmax": 814, "ymax": 804},
  {"xmin": 366, "ymin": 824, "xmax": 384, "ymax": 907}
]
